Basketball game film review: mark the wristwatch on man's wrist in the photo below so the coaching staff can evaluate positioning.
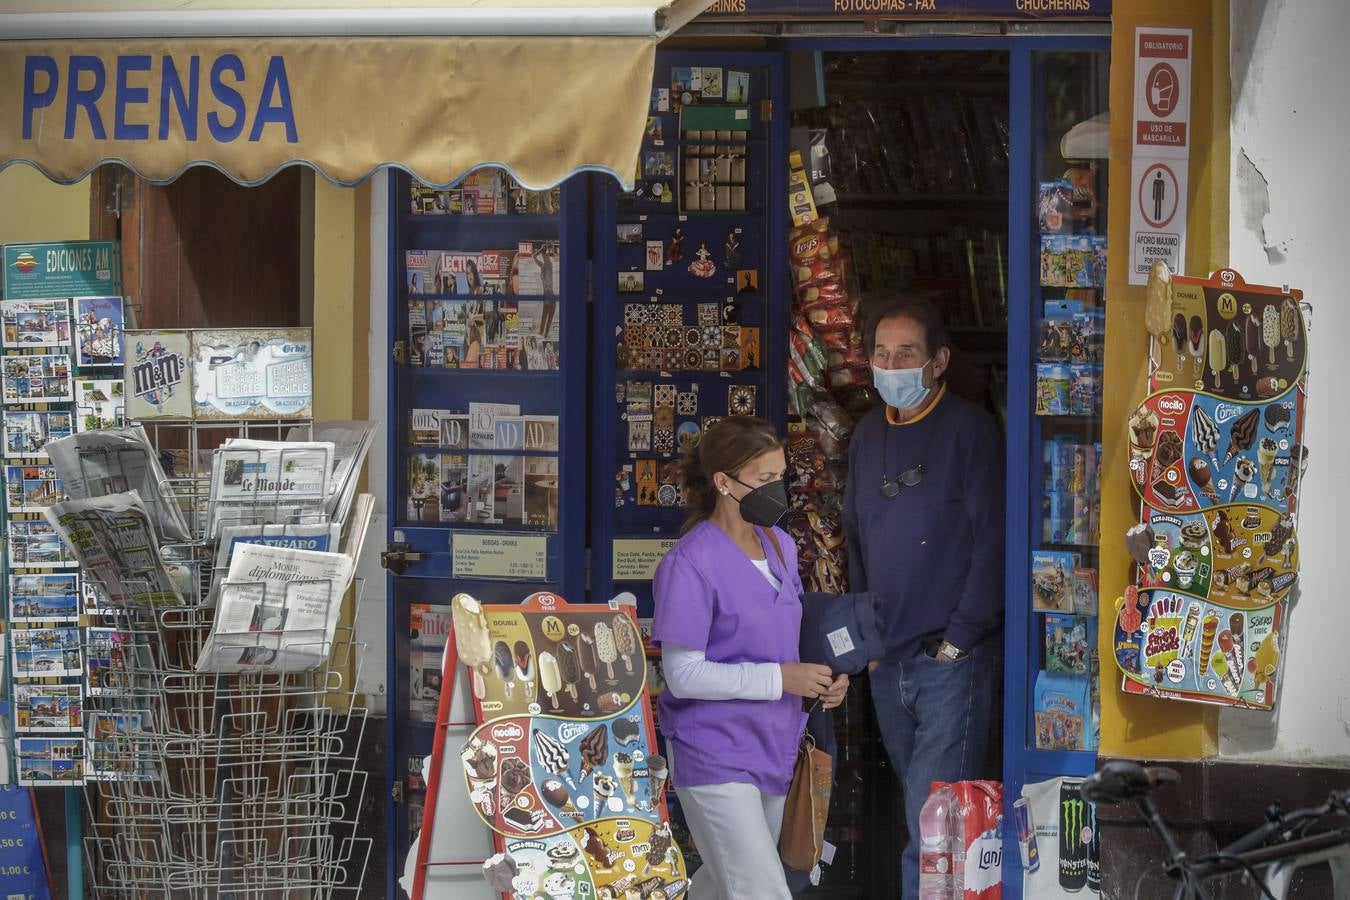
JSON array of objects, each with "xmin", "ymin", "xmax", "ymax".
[{"xmin": 938, "ymin": 640, "xmax": 966, "ymax": 660}]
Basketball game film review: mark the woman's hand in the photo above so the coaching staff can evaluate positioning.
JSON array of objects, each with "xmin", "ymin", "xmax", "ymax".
[
  {"xmin": 820, "ymin": 674, "xmax": 849, "ymax": 709},
  {"xmin": 780, "ymin": 663, "xmax": 833, "ymax": 699}
]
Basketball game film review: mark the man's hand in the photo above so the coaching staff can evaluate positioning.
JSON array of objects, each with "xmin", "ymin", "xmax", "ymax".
[
  {"xmin": 820, "ymin": 674, "xmax": 850, "ymax": 709},
  {"xmin": 780, "ymin": 663, "xmax": 834, "ymax": 699}
]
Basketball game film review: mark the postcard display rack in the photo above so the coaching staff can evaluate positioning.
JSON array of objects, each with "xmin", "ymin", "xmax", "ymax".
[
  {"xmin": 386, "ymin": 171, "xmax": 588, "ymax": 883},
  {"xmin": 0, "ymin": 244, "xmax": 375, "ymax": 900},
  {"xmin": 590, "ymin": 51, "xmax": 788, "ymax": 619},
  {"xmin": 1118, "ymin": 267, "xmax": 1308, "ymax": 710},
  {"xmin": 411, "ymin": 592, "xmax": 688, "ymax": 899}
]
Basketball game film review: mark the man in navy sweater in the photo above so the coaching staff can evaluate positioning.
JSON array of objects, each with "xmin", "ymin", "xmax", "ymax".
[{"xmin": 842, "ymin": 296, "xmax": 1004, "ymax": 897}]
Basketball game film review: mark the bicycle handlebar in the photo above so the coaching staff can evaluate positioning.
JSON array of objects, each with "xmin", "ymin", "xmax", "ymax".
[{"xmin": 1081, "ymin": 759, "xmax": 1180, "ymax": 804}]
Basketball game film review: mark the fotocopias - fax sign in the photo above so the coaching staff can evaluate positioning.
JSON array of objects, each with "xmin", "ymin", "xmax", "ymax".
[{"xmin": 21, "ymin": 53, "xmax": 298, "ymax": 144}]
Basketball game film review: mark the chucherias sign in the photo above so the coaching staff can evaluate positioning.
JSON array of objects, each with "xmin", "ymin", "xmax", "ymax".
[{"xmin": 21, "ymin": 53, "xmax": 297, "ymax": 144}]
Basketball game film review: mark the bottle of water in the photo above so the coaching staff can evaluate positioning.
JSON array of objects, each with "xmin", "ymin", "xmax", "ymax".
[{"xmin": 918, "ymin": 783, "xmax": 963, "ymax": 900}]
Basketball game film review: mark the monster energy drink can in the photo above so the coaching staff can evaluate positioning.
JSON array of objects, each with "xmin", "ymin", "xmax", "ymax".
[
  {"xmin": 1059, "ymin": 780, "xmax": 1088, "ymax": 891},
  {"xmin": 1087, "ymin": 799, "xmax": 1101, "ymax": 892}
]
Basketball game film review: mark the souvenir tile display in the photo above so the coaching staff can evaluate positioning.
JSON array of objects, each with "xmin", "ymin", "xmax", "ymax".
[
  {"xmin": 1118, "ymin": 269, "xmax": 1309, "ymax": 711},
  {"xmin": 0, "ymin": 299, "xmax": 71, "ymax": 348},
  {"xmin": 450, "ymin": 593, "xmax": 687, "ymax": 898}
]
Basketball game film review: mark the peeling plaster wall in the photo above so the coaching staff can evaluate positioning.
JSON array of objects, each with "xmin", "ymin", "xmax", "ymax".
[{"xmin": 1223, "ymin": 0, "xmax": 1350, "ymax": 763}]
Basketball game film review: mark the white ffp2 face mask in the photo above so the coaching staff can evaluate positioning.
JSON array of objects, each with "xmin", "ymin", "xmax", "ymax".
[{"xmin": 872, "ymin": 358, "xmax": 931, "ymax": 410}]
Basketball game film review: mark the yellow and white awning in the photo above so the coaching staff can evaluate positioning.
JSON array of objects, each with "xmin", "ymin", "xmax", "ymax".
[{"xmin": 0, "ymin": 1, "xmax": 711, "ymax": 188}]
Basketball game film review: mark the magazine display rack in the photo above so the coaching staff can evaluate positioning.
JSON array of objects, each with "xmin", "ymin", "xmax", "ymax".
[{"xmin": 48, "ymin": 416, "xmax": 376, "ymax": 899}]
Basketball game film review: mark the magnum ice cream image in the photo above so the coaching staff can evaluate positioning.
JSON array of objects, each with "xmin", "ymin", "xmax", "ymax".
[
  {"xmin": 452, "ymin": 594, "xmax": 494, "ymax": 699},
  {"xmin": 558, "ymin": 640, "xmax": 581, "ymax": 701},
  {"xmin": 538, "ymin": 652, "xmax": 563, "ymax": 710},
  {"xmin": 1280, "ymin": 298, "xmax": 1300, "ymax": 362},
  {"xmin": 513, "ymin": 640, "xmax": 535, "ymax": 700},
  {"xmin": 593, "ymin": 621, "xmax": 619, "ymax": 682},
  {"xmin": 1207, "ymin": 328, "xmax": 1227, "ymax": 387},
  {"xmin": 1261, "ymin": 303, "xmax": 1281, "ymax": 369},
  {"xmin": 1226, "ymin": 319, "xmax": 1245, "ymax": 384},
  {"xmin": 1144, "ymin": 260, "xmax": 1173, "ymax": 369},
  {"xmin": 1244, "ymin": 312, "xmax": 1262, "ymax": 375},
  {"xmin": 612, "ymin": 614, "xmax": 640, "ymax": 675},
  {"xmin": 577, "ymin": 633, "xmax": 599, "ymax": 691},
  {"xmin": 1187, "ymin": 315, "xmax": 1204, "ymax": 374}
]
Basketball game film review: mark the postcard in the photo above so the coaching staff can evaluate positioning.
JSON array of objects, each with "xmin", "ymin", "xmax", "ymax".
[
  {"xmin": 88, "ymin": 708, "xmax": 154, "ymax": 781},
  {"xmin": 16, "ymin": 736, "xmax": 86, "ymax": 785},
  {"xmin": 1, "ymin": 299, "xmax": 71, "ymax": 348},
  {"xmin": 726, "ymin": 70, "xmax": 750, "ymax": 105},
  {"xmin": 74, "ymin": 296, "xmax": 125, "ymax": 366},
  {"xmin": 87, "ymin": 628, "xmax": 154, "ymax": 695},
  {"xmin": 7, "ymin": 520, "xmax": 78, "ymax": 569},
  {"xmin": 2, "ymin": 352, "xmax": 73, "ymax": 404},
  {"xmin": 617, "ymin": 223, "xmax": 644, "ymax": 245},
  {"xmin": 618, "ymin": 272, "xmax": 645, "ymax": 294},
  {"xmin": 8, "ymin": 573, "xmax": 80, "ymax": 624},
  {"xmin": 5, "ymin": 463, "xmax": 61, "ymax": 512},
  {"xmin": 3, "ymin": 410, "xmax": 73, "ymax": 459},
  {"xmin": 14, "ymin": 683, "xmax": 82, "ymax": 733},
  {"xmin": 11, "ymin": 626, "xmax": 83, "ymax": 679},
  {"xmin": 75, "ymin": 378, "xmax": 125, "ymax": 432}
]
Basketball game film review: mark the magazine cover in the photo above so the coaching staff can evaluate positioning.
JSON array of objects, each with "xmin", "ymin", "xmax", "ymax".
[
  {"xmin": 190, "ymin": 328, "xmax": 313, "ymax": 420},
  {"xmin": 407, "ymin": 249, "xmax": 515, "ymax": 296},
  {"xmin": 75, "ymin": 378, "xmax": 125, "ymax": 432},
  {"xmin": 3, "ymin": 410, "xmax": 73, "ymax": 459},
  {"xmin": 409, "ymin": 603, "xmax": 452, "ymax": 722},
  {"xmin": 438, "ymin": 454, "xmax": 469, "ymax": 523},
  {"xmin": 7, "ymin": 520, "xmax": 78, "ymax": 568},
  {"xmin": 74, "ymin": 296, "xmax": 125, "ymax": 366},
  {"xmin": 0, "ymin": 299, "xmax": 71, "ymax": 348},
  {"xmin": 466, "ymin": 454, "xmax": 498, "ymax": 524},
  {"xmin": 11, "ymin": 626, "xmax": 83, "ymax": 679},
  {"xmin": 5, "ymin": 463, "xmax": 61, "ymax": 512},
  {"xmin": 9, "ymin": 573, "xmax": 80, "ymax": 623},
  {"xmin": 524, "ymin": 415, "xmax": 560, "ymax": 452},
  {"xmin": 16, "ymin": 736, "xmax": 86, "ymax": 786},
  {"xmin": 524, "ymin": 455, "xmax": 560, "ymax": 530},
  {"xmin": 406, "ymin": 453, "xmax": 441, "ymax": 522},
  {"xmin": 2, "ymin": 352, "xmax": 73, "ymax": 404},
  {"xmin": 44, "ymin": 492, "xmax": 186, "ymax": 607},
  {"xmin": 420, "ymin": 299, "xmax": 559, "ymax": 371},
  {"xmin": 409, "ymin": 408, "xmax": 455, "ymax": 447},
  {"xmin": 125, "ymin": 329, "xmax": 192, "ymax": 419},
  {"xmin": 88, "ymin": 707, "xmax": 154, "ymax": 781},
  {"xmin": 513, "ymin": 241, "xmax": 561, "ymax": 296},
  {"xmin": 14, "ymin": 683, "xmax": 82, "ymax": 733},
  {"xmin": 468, "ymin": 402, "xmax": 520, "ymax": 450}
]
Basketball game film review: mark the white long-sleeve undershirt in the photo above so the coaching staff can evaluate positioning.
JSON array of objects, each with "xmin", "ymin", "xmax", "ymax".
[{"xmin": 660, "ymin": 559, "xmax": 784, "ymax": 702}]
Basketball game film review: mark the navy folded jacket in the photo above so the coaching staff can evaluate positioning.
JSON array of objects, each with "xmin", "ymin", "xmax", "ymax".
[{"xmin": 799, "ymin": 590, "xmax": 887, "ymax": 676}]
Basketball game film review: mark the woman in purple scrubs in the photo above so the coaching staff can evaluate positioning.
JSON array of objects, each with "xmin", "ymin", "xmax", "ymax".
[{"xmin": 652, "ymin": 416, "xmax": 848, "ymax": 899}]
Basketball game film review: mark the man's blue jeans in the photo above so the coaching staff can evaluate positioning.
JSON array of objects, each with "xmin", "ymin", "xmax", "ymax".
[{"xmin": 870, "ymin": 644, "xmax": 995, "ymax": 898}]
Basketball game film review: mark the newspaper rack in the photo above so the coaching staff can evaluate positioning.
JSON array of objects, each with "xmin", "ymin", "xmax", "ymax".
[{"xmin": 55, "ymin": 419, "xmax": 373, "ymax": 899}]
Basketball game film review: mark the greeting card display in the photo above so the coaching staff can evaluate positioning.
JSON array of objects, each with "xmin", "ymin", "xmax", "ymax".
[
  {"xmin": 74, "ymin": 296, "xmax": 125, "ymax": 366},
  {"xmin": 429, "ymin": 592, "xmax": 688, "ymax": 900}
]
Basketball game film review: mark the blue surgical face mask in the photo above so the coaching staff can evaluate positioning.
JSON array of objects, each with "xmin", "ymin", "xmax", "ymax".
[{"xmin": 872, "ymin": 358, "xmax": 932, "ymax": 410}]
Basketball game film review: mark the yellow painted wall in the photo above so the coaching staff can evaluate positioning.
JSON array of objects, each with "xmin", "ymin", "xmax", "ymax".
[
  {"xmin": 310, "ymin": 176, "xmax": 371, "ymax": 708},
  {"xmin": 0, "ymin": 165, "xmax": 89, "ymax": 245},
  {"xmin": 1099, "ymin": 0, "xmax": 1230, "ymax": 759}
]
